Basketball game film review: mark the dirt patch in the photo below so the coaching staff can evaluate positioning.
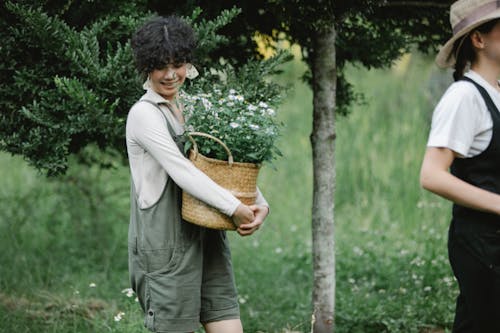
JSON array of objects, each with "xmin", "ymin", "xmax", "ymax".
[{"xmin": 0, "ymin": 291, "xmax": 108, "ymax": 321}]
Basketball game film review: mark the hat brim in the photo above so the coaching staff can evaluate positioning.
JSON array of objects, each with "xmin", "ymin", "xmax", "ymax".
[{"xmin": 436, "ymin": 9, "xmax": 500, "ymax": 68}]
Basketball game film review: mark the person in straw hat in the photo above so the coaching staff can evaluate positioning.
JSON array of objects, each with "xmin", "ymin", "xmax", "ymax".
[
  {"xmin": 421, "ymin": 0, "xmax": 500, "ymax": 331},
  {"xmin": 126, "ymin": 15, "xmax": 269, "ymax": 333}
]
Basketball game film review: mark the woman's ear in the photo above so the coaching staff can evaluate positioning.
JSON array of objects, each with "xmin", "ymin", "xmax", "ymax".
[{"xmin": 470, "ymin": 30, "xmax": 486, "ymax": 50}]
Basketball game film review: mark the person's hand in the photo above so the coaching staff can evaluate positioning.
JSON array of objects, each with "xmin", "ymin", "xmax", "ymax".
[
  {"xmin": 232, "ymin": 203, "xmax": 255, "ymax": 228},
  {"xmin": 237, "ymin": 205, "xmax": 269, "ymax": 237}
]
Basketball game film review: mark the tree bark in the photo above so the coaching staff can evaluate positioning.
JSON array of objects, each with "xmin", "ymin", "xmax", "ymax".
[{"xmin": 310, "ymin": 24, "xmax": 336, "ymax": 333}]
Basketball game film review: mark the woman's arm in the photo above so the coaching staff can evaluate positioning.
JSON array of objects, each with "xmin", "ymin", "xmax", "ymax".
[
  {"xmin": 128, "ymin": 104, "xmax": 252, "ymax": 220},
  {"xmin": 420, "ymin": 147, "xmax": 500, "ymax": 215}
]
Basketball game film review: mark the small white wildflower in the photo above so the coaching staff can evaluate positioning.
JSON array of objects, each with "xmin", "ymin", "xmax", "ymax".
[
  {"xmin": 247, "ymin": 104, "xmax": 257, "ymax": 111},
  {"xmin": 229, "ymin": 122, "xmax": 239, "ymax": 129},
  {"xmin": 229, "ymin": 89, "xmax": 236, "ymax": 95},
  {"xmin": 424, "ymin": 286, "xmax": 432, "ymax": 292},
  {"xmin": 348, "ymin": 278, "xmax": 356, "ymax": 284},
  {"xmin": 227, "ymin": 102, "xmax": 235, "ymax": 107},
  {"xmin": 74, "ymin": 290, "xmax": 80, "ymax": 295},
  {"xmin": 353, "ymin": 246, "xmax": 364, "ymax": 256},
  {"xmin": 114, "ymin": 311, "xmax": 125, "ymax": 322},
  {"xmin": 238, "ymin": 297, "xmax": 247, "ymax": 304},
  {"xmin": 275, "ymin": 247, "xmax": 283, "ymax": 254},
  {"xmin": 235, "ymin": 95, "xmax": 244, "ymax": 102},
  {"xmin": 442, "ymin": 276, "xmax": 453, "ymax": 287},
  {"xmin": 121, "ymin": 288, "xmax": 135, "ymax": 298},
  {"xmin": 249, "ymin": 124, "xmax": 260, "ymax": 130},
  {"xmin": 89, "ymin": 283, "xmax": 96, "ymax": 288},
  {"xmin": 258, "ymin": 101, "xmax": 268, "ymax": 108}
]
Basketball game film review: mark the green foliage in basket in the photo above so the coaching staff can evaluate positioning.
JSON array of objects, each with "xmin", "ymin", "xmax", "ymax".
[{"xmin": 182, "ymin": 51, "xmax": 291, "ymax": 164}]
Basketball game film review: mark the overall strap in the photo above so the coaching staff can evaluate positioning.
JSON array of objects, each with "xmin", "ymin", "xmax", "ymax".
[
  {"xmin": 460, "ymin": 76, "xmax": 500, "ymax": 121},
  {"xmin": 138, "ymin": 99, "xmax": 178, "ymax": 139}
]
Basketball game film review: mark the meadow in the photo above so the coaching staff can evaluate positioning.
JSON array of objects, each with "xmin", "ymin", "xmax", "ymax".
[{"xmin": 0, "ymin": 54, "xmax": 457, "ymax": 333}]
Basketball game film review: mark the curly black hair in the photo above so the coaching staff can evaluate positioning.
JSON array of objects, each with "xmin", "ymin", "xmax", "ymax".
[{"xmin": 131, "ymin": 16, "xmax": 197, "ymax": 78}]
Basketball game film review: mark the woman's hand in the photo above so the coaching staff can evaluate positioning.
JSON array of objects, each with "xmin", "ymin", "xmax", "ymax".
[
  {"xmin": 237, "ymin": 205, "xmax": 269, "ymax": 237},
  {"xmin": 232, "ymin": 203, "xmax": 255, "ymax": 228}
]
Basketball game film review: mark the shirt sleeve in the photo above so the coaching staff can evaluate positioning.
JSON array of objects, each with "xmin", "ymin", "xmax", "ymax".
[
  {"xmin": 127, "ymin": 104, "xmax": 241, "ymax": 216},
  {"xmin": 427, "ymin": 82, "xmax": 483, "ymax": 157},
  {"xmin": 255, "ymin": 186, "xmax": 269, "ymax": 206}
]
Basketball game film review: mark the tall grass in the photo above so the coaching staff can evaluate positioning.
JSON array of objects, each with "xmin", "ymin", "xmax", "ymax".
[{"xmin": 0, "ymin": 53, "xmax": 458, "ymax": 333}]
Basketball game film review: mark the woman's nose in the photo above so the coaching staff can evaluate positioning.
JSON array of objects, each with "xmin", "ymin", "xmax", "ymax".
[{"xmin": 165, "ymin": 68, "xmax": 177, "ymax": 80}]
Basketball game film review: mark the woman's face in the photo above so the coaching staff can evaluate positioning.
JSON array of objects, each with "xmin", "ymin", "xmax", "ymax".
[{"xmin": 149, "ymin": 63, "xmax": 187, "ymax": 101}]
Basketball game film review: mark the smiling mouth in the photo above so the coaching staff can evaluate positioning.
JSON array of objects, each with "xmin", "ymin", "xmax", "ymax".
[{"xmin": 160, "ymin": 81, "xmax": 179, "ymax": 88}]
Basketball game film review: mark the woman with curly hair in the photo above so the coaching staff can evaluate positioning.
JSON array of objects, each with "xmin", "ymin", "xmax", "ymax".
[{"xmin": 126, "ymin": 16, "xmax": 269, "ymax": 333}]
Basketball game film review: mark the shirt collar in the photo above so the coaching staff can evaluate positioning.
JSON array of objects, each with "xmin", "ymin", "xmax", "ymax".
[
  {"xmin": 464, "ymin": 70, "xmax": 500, "ymax": 98},
  {"xmin": 140, "ymin": 88, "xmax": 174, "ymax": 106}
]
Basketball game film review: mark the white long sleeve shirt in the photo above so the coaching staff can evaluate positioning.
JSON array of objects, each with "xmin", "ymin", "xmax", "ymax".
[{"xmin": 126, "ymin": 88, "xmax": 268, "ymax": 216}]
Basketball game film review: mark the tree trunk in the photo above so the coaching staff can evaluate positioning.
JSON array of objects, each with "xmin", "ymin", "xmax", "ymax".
[{"xmin": 310, "ymin": 24, "xmax": 336, "ymax": 333}]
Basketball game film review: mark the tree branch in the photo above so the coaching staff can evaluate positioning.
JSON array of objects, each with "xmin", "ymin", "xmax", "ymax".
[{"xmin": 379, "ymin": 1, "xmax": 450, "ymax": 8}]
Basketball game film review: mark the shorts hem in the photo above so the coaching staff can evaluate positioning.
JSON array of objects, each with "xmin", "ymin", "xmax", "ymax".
[
  {"xmin": 200, "ymin": 304, "xmax": 240, "ymax": 324},
  {"xmin": 145, "ymin": 316, "xmax": 200, "ymax": 333}
]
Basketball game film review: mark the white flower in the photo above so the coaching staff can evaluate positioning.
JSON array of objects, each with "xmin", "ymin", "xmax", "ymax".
[
  {"xmin": 227, "ymin": 102, "xmax": 235, "ymax": 107},
  {"xmin": 201, "ymin": 98, "xmax": 212, "ymax": 110},
  {"xmin": 229, "ymin": 89, "xmax": 236, "ymax": 95},
  {"xmin": 266, "ymin": 108, "xmax": 276, "ymax": 116},
  {"xmin": 258, "ymin": 101, "xmax": 268, "ymax": 108},
  {"xmin": 424, "ymin": 286, "xmax": 432, "ymax": 292},
  {"xmin": 114, "ymin": 311, "xmax": 125, "ymax": 322},
  {"xmin": 235, "ymin": 95, "xmax": 244, "ymax": 102},
  {"xmin": 247, "ymin": 104, "xmax": 257, "ymax": 111},
  {"xmin": 249, "ymin": 124, "xmax": 260, "ymax": 130},
  {"xmin": 89, "ymin": 283, "xmax": 96, "ymax": 288},
  {"xmin": 229, "ymin": 122, "xmax": 239, "ymax": 129},
  {"xmin": 121, "ymin": 288, "xmax": 135, "ymax": 298},
  {"xmin": 275, "ymin": 247, "xmax": 283, "ymax": 254}
]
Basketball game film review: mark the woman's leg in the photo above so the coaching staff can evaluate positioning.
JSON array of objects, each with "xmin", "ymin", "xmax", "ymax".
[{"xmin": 203, "ymin": 319, "xmax": 243, "ymax": 333}]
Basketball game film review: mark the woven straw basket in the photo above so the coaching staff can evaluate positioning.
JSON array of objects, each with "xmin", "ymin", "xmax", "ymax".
[{"xmin": 182, "ymin": 132, "xmax": 261, "ymax": 230}]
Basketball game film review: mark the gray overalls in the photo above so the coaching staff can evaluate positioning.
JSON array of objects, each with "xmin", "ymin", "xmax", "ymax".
[{"xmin": 127, "ymin": 100, "xmax": 240, "ymax": 333}]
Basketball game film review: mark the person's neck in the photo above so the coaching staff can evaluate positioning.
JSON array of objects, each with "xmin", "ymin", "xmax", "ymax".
[{"xmin": 471, "ymin": 61, "xmax": 500, "ymax": 90}]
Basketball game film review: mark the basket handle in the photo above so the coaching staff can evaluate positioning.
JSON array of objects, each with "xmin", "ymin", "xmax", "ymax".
[{"xmin": 187, "ymin": 132, "xmax": 234, "ymax": 165}]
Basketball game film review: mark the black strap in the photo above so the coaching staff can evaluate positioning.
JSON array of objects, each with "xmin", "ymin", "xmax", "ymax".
[{"xmin": 460, "ymin": 76, "xmax": 500, "ymax": 121}]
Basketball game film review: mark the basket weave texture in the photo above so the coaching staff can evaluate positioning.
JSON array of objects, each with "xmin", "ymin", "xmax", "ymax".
[{"xmin": 181, "ymin": 133, "xmax": 261, "ymax": 230}]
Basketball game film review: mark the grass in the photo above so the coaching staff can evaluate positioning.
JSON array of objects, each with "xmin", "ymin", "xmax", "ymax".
[{"xmin": 0, "ymin": 53, "xmax": 458, "ymax": 333}]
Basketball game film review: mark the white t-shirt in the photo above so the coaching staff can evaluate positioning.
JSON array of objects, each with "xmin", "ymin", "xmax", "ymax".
[
  {"xmin": 126, "ymin": 88, "xmax": 268, "ymax": 214},
  {"xmin": 427, "ymin": 70, "xmax": 500, "ymax": 157}
]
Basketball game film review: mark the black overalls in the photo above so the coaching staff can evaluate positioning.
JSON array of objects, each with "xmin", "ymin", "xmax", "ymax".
[{"xmin": 448, "ymin": 77, "xmax": 500, "ymax": 333}]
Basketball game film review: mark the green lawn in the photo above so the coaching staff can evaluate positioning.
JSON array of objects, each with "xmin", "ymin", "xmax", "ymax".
[{"xmin": 0, "ymin": 54, "xmax": 457, "ymax": 333}]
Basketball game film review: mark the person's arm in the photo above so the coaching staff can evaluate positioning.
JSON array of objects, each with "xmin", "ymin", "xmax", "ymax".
[
  {"xmin": 129, "ymin": 104, "xmax": 252, "ymax": 221},
  {"xmin": 420, "ymin": 147, "xmax": 500, "ymax": 215}
]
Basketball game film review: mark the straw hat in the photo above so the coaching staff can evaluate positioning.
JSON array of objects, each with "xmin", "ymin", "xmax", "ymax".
[{"xmin": 436, "ymin": 0, "xmax": 500, "ymax": 68}]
